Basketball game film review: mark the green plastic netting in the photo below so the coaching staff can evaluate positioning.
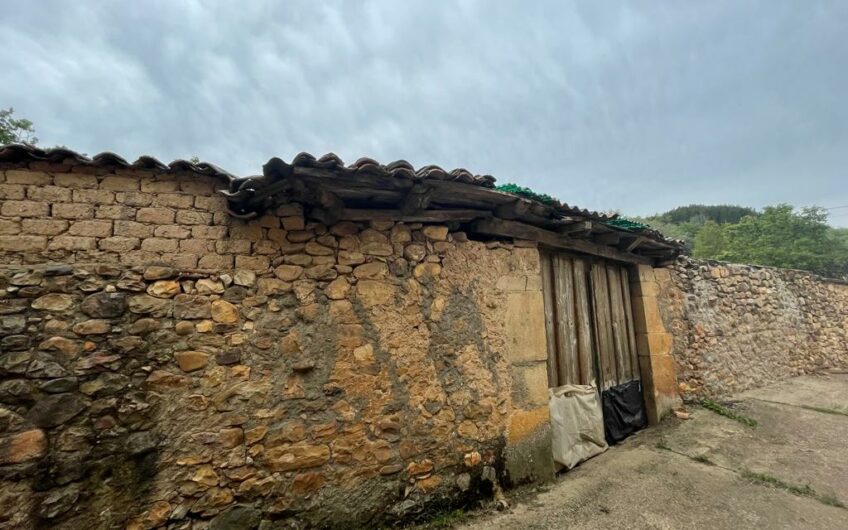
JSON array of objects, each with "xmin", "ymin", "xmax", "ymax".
[
  {"xmin": 495, "ymin": 183, "xmax": 558, "ymax": 206},
  {"xmin": 495, "ymin": 182, "xmax": 656, "ymax": 235},
  {"xmin": 604, "ymin": 217, "xmax": 650, "ymax": 231}
]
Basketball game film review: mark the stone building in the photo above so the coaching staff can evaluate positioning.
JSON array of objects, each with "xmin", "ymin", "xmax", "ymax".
[{"xmin": 0, "ymin": 144, "xmax": 844, "ymax": 529}]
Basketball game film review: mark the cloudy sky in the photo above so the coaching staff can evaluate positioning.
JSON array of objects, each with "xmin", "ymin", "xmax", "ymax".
[{"xmin": 2, "ymin": 1, "xmax": 847, "ymax": 224}]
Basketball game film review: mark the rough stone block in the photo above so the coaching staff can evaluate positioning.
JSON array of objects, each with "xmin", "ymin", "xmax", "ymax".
[
  {"xmin": 115, "ymin": 191, "xmax": 153, "ymax": 207},
  {"xmin": 55, "ymin": 173, "xmax": 98, "ymax": 189},
  {"xmin": 114, "ymin": 220, "xmax": 155, "ymax": 238},
  {"xmin": 140, "ymin": 177, "xmax": 180, "ymax": 193},
  {"xmin": 170, "ymin": 253, "xmax": 199, "ymax": 269},
  {"xmin": 632, "ymin": 264, "xmax": 656, "ymax": 283},
  {"xmin": 281, "ymin": 216, "xmax": 305, "ymax": 231},
  {"xmin": 48, "ymin": 236, "xmax": 97, "ymax": 251},
  {"xmin": 194, "ymin": 195, "xmax": 228, "ymax": 211},
  {"xmin": 1, "ymin": 200, "xmax": 49, "ymax": 217},
  {"xmin": 53, "ymin": 203, "xmax": 95, "ymax": 219},
  {"xmin": 0, "ymin": 235, "xmax": 47, "ymax": 251},
  {"xmin": 629, "ymin": 279, "xmax": 658, "ymax": 297},
  {"xmin": 98, "ymin": 236, "xmax": 140, "ymax": 252},
  {"xmin": 504, "ymin": 406, "xmax": 554, "ymax": 486},
  {"xmin": 0, "ymin": 219, "xmax": 20, "ymax": 235},
  {"xmin": 235, "ymin": 255, "xmax": 270, "ymax": 271},
  {"xmin": 636, "ymin": 332, "xmax": 673, "ymax": 357},
  {"xmin": 0, "ymin": 184, "xmax": 25, "ymax": 199},
  {"xmin": 22, "ymin": 219, "xmax": 68, "ymax": 235},
  {"xmin": 73, "ymin": 189, "xmax": 116, "ymax": 204},
  {"xmin": 230, "ymin": 224, "xmax": 263, "ymax": 241},
  {"xmin": 180, "ymin": 239, "xmax": 213, "ymax": 253},
  {"xmin": 178, "ymin": 176, "xmax": 217, "ymax": 195},
  {"xmin": 68, "ymin": 220, "xmax": 113, "ymax": 237},
  {"xmin": 27, "ymin": 185, "xmax": 72, "ymax": 202},
  {"xmin": 0, "ymin": 429, "xmax": 47, "ymax": 464},
  {"xmin": 95, "ymin": 205, "xmax": 137, "ymax": 220},
  {"xmin": 136, "ymin": 207, "xmax": 176, "ymax": 225},
  {"xmin": 192, "ymin": 225, "xmax": 228, "ymax": 239},
  {"xmin": 175, "ymin": 210, "xmax": 212, "ymax": 225},
  {"xmin": 631, "ymin": 294, "xmax": 666, "ymax": 334},
  {"xmin": 141, "ymin": 238, "xmax": 179, "ymax": 253},
  {"xmin": 6, "ymin": 170, "xmax": 51, "ymax": 185},
  {"xmin": 100, "ymin": 175, "xmax": 139, "ymax": 191},
  {"xmin": 153, "ymin": 225, "xmax": 191, "ymax": 239},
  {"xmin": 503, "ymin": 291, "xmax": 548, "ymax": 363},
  {"xmin": 120, "ymin": 250, "xmax": 161, "ymax": 266},
  {"xmin": 512, "ymin": 363, "xmax": 549, "ymax": 407},
  {"xmin": 152, "ymin": 193, "xmax": 194, "ymax": 209},
  {"xmin": 198, "ymin": 254, "xmax": 234, "ymax": 269},
  {"xmin": 216, "ymin": 240, "xmax": 251, "ymax": 254}
]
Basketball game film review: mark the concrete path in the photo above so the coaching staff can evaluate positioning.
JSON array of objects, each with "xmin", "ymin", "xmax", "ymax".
[{"xmin": 456, "ymin": 373, "xmax": 848, "ymax": 530}]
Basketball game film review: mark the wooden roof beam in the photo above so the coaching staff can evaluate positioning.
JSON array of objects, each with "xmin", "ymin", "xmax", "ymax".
[
  {"xmin": 310, "ymin": 207, "xmax": 491, "ymax": 224},
  {"xmin": 470, "ymin": 218, "xmax": 652, "ymax": 265}
]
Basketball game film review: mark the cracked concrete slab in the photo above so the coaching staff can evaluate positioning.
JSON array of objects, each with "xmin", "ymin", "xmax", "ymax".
[{"xmin": 455, "ymin": 374, "xmax": 848, "ymax": 529}]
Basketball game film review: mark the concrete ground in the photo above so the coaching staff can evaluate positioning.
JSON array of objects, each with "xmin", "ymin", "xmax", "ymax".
[{"xmin": 455, "ymin": 373, "xmax": 848, "ymax": 530}]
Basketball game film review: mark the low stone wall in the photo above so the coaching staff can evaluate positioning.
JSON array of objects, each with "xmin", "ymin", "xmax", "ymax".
[
  {"xmin": 0, "ymin": 167, "xmax": 553, "ymax": 529},
  {"xmin": 656, "ymin": 257, "xmax": 848, "ymax": 398}
]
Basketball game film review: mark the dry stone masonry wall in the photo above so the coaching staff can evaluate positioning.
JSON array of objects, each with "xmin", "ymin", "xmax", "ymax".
[
  {"xmin": 656, "ymin": 257, "xmax": 848, "ymax": 398},
  {"xmin": 0, "ymin": 167, "xmax": 552, "ymax": 529}
]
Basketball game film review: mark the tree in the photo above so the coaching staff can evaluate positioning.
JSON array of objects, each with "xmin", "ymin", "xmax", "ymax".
[
  {"xmin": 0, "ymin": 107, "xmax": 38, "ymax": 145},
  {"xmin": 692, "ymin": 220, "xmax": 725, "ymax": 258},
  {"xmin": 718, "ymin": 204, "xmax": 848, "ymax": 278}
]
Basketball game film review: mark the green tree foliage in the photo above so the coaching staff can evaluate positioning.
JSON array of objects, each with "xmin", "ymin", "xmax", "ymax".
[
  {"xmin": 716, "ymin": 205, "xmax": 848, "ymax": 277},
  {"xmin": 657, "ymin": 204, "xmax": 758, "ymax": 225},
  {"xmin": 0, "ymin": 107, "xmax": 38, "ymax": 145},
  {"xmin": 636, "ymin": 204, "xmax": 758, "ymax": 250},
  {"xmin": 636, "ymin": 203, "xmax": 848, "ymax": 278},
  {"xmin": 692, "ymin": 220, "xmax": 725, "ymax": 258}
]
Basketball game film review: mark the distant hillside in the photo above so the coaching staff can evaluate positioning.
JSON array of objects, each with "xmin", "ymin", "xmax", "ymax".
[
  {"xmin": 653, "ymin": 204, "xmax": 758, "ymax": 225},
  {"xmin": 630, "ymin": 204, "xmax": 848, "ymax": 279}
]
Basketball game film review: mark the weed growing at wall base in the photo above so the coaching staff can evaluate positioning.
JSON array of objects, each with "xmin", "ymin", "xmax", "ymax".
[
  {"xmin": 741, "ymin": 470, "xmax": 846, "ymax": 509},
  {"xmin": 699, "ymin": 398, "xmax": 758, "ymax": 427}
]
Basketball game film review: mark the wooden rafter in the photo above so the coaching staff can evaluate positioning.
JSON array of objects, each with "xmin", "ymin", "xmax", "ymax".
[{"xmin": 470, "ymin": 218, "xmax": 652, "ymax": 265}]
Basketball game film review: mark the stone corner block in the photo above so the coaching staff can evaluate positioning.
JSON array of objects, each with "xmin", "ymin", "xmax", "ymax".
[{"xmin": 504, "ymin": 290, "xmax": 548, "ymax": 364}]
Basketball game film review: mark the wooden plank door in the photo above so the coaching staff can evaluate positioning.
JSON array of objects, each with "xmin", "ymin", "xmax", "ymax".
[
  {"xmin": 542, "ymin": 252, "xmax": 640, "ymax": 389},
  {"xmin": 541, "ymin": 252, "xmax": 596, "ymax": 387},
  {"xmin": 590, "ymin": 261, "xmax": 640, "ymax": 389}
]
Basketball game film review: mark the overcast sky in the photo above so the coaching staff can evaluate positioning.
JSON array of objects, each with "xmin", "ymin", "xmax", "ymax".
[{"xmin": 2, "ymin": 1, "xmax": 847, "ymax": 225}]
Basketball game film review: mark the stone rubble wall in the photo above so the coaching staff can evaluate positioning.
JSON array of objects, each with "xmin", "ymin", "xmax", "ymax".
[
  {"xmin": 655, "ymin": 257, "xmax": 848, "ymax": 398},
  {"xmin": 0, "ymin": 168, "xmax": 552, "ymax": 529}
]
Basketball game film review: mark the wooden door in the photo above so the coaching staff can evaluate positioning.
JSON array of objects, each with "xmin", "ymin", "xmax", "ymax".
[{"xmin": 541, "ymin": 252, "xmax": 640, "ymax": 389}]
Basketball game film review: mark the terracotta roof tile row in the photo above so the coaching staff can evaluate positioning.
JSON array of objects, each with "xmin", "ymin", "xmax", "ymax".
[
  {"xmin": 0, "ymin": 144, "xmax": 683, "ymax": 250},
  {"xmin": 0, "ymin": 143, "xmax": 235, "ymax": 178}
]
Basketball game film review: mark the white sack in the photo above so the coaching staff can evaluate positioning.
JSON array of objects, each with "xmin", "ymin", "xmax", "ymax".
[{"xmin": 548, "ymin": 384, "xmax": 608, "ymax": 469}]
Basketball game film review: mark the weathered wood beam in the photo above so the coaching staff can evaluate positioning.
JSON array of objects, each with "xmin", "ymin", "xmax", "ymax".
[
  {"xmin": 311, "ymin": 208, "xmax": 492, "ymax": 223},
  {"xmin": 556, "ymin": 221, "xmax": 593, "ymax": 236},
  {"xmin": 399, "ymin": 183, "xmax": 434, "ymax": 215},
  {"xmin": 495, "ymin": 199, "xmax": 531, "ymax": 220},
  {"xmin": 595, "ymin": 232, "xmax": 621, "ymax": 246},
  {"xmin": 470, "ymin": 218, "xmax": 652, "ymax": 265},
  {"xmin": 622, "ymin": 236, "xmax": 647, "ymax": 252}
]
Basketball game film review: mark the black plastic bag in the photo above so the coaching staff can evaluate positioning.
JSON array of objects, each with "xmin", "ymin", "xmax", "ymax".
[{"xmin": 602, "ymin": 380, "xmax": 647, "ymax": 444}]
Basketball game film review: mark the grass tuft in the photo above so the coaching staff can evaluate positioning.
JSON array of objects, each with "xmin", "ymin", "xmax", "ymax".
[
  {"xmin": 422, "ymin": 509, "xmax": 468, "ymax": 529},
  {"xmin": 700, "ymin": 398, "xmax": 758, "ymax": 427},
  {"xmin": 691, "ymin": 454, "xmax": 715, "ymax": 466},
  {"xmin": 800, "ymin": 405, "xmax": 848, "ymax": 417},
  {"xmin": 741, "ymin": 470, "xmax": 845, "ymax": 509}
]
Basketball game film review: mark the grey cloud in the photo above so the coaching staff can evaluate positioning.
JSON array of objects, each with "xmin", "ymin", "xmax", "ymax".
[{"xmin": 2, "ymin": 0, "xmax": 847, "ymax": 224}]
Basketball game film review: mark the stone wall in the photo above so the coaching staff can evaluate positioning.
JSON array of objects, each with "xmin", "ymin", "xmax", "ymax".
[
  {"xmin": 656, "ymin": 257, "xmax": 848, "ymax": 398},
  {"xmin": 0, "ymin": 167, "xmax": 553, "ymax": 529}
]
